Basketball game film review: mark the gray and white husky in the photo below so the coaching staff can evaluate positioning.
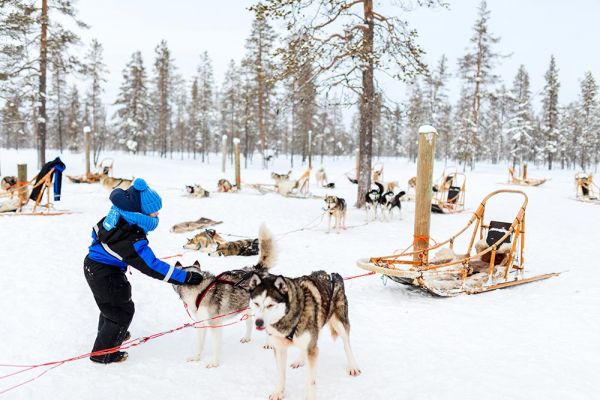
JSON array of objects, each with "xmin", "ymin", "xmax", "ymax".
[
  {"xmin": 173, "ymin": 224, "xmax": 276, "ymax": 368},
  {"xmin": 248, "ymin": 271, "xmax": 361, "ymax": 400}
]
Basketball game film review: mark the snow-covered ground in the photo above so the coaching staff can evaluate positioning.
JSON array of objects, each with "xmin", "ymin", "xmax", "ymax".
[{"xmin": 0, "ymin": 149, "xmax": 598, "ymax": 400}]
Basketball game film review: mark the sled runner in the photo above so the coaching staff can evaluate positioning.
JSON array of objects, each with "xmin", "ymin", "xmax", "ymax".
[
  {"xmin": 507, "ymin": 164, "xmax": 547, "ymax": 187},
  {"xmin": 66, "ymin": 158, "xmax": 114, "ymax": 184},
  {"xmin": 357, "ymin": 189, "xmax": 559, "ymax": 296},
  {"xmin": 575, "ymin": 173, "xmax": 600, "ymax": 204},
  {"xmin": 431, "ymin": 168, "xmax": 466, "ymax": 214}
]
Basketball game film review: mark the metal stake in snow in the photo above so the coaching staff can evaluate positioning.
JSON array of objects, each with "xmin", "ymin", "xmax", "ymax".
[
  {"xmin": 414, "ymin": 125, "xmax": 437, "ymax": 263},
  {"xmin": 221, "ymin": 135, "xmax": 227, "ymax": 174},
  {"xmin": 234, "ymin": 138, "xmax": 241, "ymax": 189},
  {"xmin": 83, "ymin": 126, "xmax": 91, "ymax": 177}
]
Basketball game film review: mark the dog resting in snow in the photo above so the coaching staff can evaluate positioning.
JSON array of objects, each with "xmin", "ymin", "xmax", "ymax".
[
  {"xmin": 249, "ymin": 270, "xmax": 361, "ymax": 400},
  {"xmin": 173, "ymin": 224, "xmax": 275, "ymax": 368}
]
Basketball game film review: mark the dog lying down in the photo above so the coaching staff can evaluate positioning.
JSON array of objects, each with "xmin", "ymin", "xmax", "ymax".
[
  {"xmin": 249, "ymin": 270, "xmax": 361, "ymax": 400},
  {"xmin": 171, "ymin": 217, "xmax": 222, "ymax": 234},
  {"xmin": 173, "ymin": 224, "xmax": 275, "ymax": 368},
  {"xmin": 183, "ymin": 229, "xmax": 259, "ymax": 257}
]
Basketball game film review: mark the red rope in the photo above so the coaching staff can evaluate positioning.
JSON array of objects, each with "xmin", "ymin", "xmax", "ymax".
[{"xmin": 0, "ymin": 270, "xmax": 375, "ymax": 395}]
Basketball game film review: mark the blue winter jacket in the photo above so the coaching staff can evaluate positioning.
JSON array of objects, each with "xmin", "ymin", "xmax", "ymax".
[{"xmin": 88, "ymin": 217, "xmax": 188, "ymax": 284}]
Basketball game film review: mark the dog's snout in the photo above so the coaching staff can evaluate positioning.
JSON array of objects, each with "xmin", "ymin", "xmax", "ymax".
[{"xmin": 255, "ymin": 319, "xmax": 264, "ymax": 328}]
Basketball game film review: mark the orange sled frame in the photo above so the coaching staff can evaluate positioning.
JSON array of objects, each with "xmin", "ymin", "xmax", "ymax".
[{"xmin": 357, "ymin": 189, "xmax": 559, "ymax": 296}]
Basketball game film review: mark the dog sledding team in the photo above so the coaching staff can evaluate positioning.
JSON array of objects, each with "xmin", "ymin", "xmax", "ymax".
[{"xmin": 84, "ymin": 177, "xmax": 360, "ymax": 400}]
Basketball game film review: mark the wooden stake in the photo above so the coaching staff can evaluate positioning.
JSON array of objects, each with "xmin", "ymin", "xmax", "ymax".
[
  {"xmin": 413, "ymin": 125, "xmax": 437, "ymax": 263},
  {"xmin": 221, "ymin": 135, "xmax": 227, "ymax": 174},
  {"xmin": 17, "ymin": 163, "xmax": 28, "ymax": 208},
  {"xmin": 84, "ymin": 126, "xmax": 91, "ymax": 176},
  {"xmin": 234, "ymin": 138, "xmax": 241, "ymax": 189}
]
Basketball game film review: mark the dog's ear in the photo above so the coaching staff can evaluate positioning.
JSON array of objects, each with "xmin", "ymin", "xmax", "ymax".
[
  {"xmin": 274, "ymin": 276, "xmax": 288, "ymax": 294},
  {"xmin": 175, "ymin": 261, "xmax": 182, "ymax": 267},
  {"xmin": 248, "ymin": 273, "xmax": 262, "ymax": 291},
  {"xmin": 193, "ymin": 260, "xmax": 201, "ymax": 268}
]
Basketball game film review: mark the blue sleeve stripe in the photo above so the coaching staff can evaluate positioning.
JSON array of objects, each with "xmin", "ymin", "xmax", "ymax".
[{"xmin": 133, "ymin": 241, "xmax": 186, "ymax": 283}]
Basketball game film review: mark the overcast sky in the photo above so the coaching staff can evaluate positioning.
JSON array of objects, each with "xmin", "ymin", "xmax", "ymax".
[{"xmin": 76, "ymin": 0, "xmax": 600, "ymax": 114}]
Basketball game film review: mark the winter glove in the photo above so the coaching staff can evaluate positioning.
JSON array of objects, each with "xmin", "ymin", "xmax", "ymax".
[{"xmin": 185, "ymin": 272, "xmax": 202, "ymax": 285}]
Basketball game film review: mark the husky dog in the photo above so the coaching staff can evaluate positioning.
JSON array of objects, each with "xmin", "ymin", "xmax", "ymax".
[
  {"xmin": 372, "ymin": 166, "xmax": 384, "ymax": 182},
  {"xmin": 365, "ymin": 182, "xmax": 383, "ymax": 222},
  {"xmin": 381, "ymin": 191, "xmax": 406, "ymax": 220},
  {"xmin": 324, "ymin": 195, "xmax": 346, "ymax": 234},
  {"xmin": 248, "ymin": 271, "xmax": 361, "ymax": 400},
  {"xmin": 173, "ymin": 225, "xmax": 276, "ymax": 368},
  {"xmin": 217, "ymin": 179, "xmax": 234, "ymax": 192},
  {"xmin": 170, "ymin": 218, "xmax": 222, "ymax": 234},
  {"xmin": 271, "ymin": 170, "xmax": 292, "ymax": 185},
  {"xmin": 408, "ymin": 176, "xmax": 417, "ymax": 189},
  {"xmin": 101, "ymin": 175, "xmax": 133, "ymax": 191},
  {"xmin": 1, "ymin": 176, "xmax": 17, "ymax": 191},
  {"xmin": 315, "ymin": 167, "xmax": 327, "ymax": 187},
  {"xmin": 183, "ymin": 229, "xmax": 227, "ymax": 251},
  {"xmin": 185, "ymin": 184, "xmax": 210, "ymax": 198},
  {"xmin": 209, "ymin": 238, "xmax": 259, "ymax": 257}
]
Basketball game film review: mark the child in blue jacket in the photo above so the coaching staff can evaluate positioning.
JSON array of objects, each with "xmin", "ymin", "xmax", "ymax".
[{"xmin": 84, "ymin": 178, "xmax": 201, "ymax": 363}]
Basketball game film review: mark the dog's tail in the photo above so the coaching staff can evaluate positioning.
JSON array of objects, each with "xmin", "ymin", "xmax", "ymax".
[{"xmin": 255, "ymin": 223, "xmax": 276, "ymax": 270}]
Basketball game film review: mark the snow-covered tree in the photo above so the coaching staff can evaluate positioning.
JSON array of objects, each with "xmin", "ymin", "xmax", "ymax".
[
  {"xmin": 506, "ymin": 65, "xmax": 534, "ymax": 167},
  {"xmin": 83, "ymin": 39, "xmax": 108, "ymax": 163},
  {"xmin": 541, "ymin": 55, "xmax": 560, "ymax": 169},
  {"xmin": 114, "ymin": 51, "xmax": 151, "ymax": 154},
  {"xmin": 578, "ymin": 71, "xmax": 599, "ymax": 169},
  {"xmin": 405, "ymin": 82, "xmax": 427, "ymax": 161},
  {"xmin": 64, "ymin": 85, "xmax": 82, "ymax": 151},
  {"xmin": 195, "ymin": 51, "xmax": 216, "ymax": 161},
  {"xmin": 152, "ymin": 40, "xmax": 174, "ymax": 157},
  {"xmin": 458, "ymin": 0, "xmax": 503, "ymax": 168}
]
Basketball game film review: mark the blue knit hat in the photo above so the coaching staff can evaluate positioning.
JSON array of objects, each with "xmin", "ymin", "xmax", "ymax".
[
  {"xmin": 133, "ymin": 178, "xmax": 162, "ymax": 214},
  {"xmin": 109, "ymin": 178, "xmax": 162, "ymax": 215}
]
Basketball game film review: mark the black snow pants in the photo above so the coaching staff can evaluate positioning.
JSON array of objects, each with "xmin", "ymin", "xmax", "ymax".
[{"xmin": 83, "ymin": 256, "xmax": 134, "ymax": 362}]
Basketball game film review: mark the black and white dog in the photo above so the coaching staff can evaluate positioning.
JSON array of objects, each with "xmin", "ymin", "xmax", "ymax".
[
  {"xmin": 382, "ymin": 190, "xmax": 406, "ymax": 220},
  {"xmin": 365, "ymin": 182, "xmax": 383, "ymax": 222}
]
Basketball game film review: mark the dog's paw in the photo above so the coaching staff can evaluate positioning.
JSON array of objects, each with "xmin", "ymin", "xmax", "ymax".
[
  {"xmin": 263, "ymin": 343, "xmax": 274, "ymax": 350},
  {"xmin": 290, "ymin": 360, "xmax": 305, "ymax": 369},
  {"xmin": 186, "ymin": 355, "xmax": 201, "ymax": 362},
  {"xmin": 240, "ymin": 336, "xmax": 251, "ymax": 344},
  {"xmin": 269, "ymin": 390, "xmax": 284, "ymax": 400},
  {"xmin": 347, "ymin": 365, "xmax": 362, "ymax": 376},
  {"xmin": 205, "ymin": 361, "xmax": 220, "ymax": 368}
]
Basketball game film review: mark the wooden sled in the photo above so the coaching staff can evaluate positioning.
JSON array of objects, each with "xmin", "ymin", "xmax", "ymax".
[
  {"xmin": 67, "ymin": 158, "xmax": 114, "ymax": 184},
  {"xmin": 357, "ymin": 190, "xmax": 559, "ymax": 296},
  {"xmin": 0, "ymin": 168, "xmax": 71, "ymax": 216},
  {"xmin": 507, "ymin": 164, "xmax": 547, "ymax": 187},
  {"xmin": 431, "ymin": 168, "xmax": 466, "ymax": 214},
  {"xmin": 575, "ymin": 173, "xmax": 600, "ymax": 204}
]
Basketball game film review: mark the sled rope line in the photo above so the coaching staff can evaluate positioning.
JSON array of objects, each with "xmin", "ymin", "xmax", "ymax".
[{"xmin": 0, "ymin": 271, "xmax": 375, "ymax": 395}]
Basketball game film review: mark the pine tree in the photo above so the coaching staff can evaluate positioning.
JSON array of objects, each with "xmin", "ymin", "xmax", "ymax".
[
  {"xmin": 424, "ymin": 55, "xmax": 452, "ymax": 161},
  {"xmin": 242, "ymin": 17, "xmax": 277, "ymax": 165},
  {"xmin": 405, "ymin": 82, "xmax": 426, "ymax": 161},
  {"xmin": 483, "ymin": 85, "xmax": 509, "ymax": 164},
  {"xmin": 541, "ymin": 55, "xmax": 560, "ymax": 169},
  {"xmin": 195, "ymin": 51, "xmax": 215, "ymax": 161},
  {"xmin": 64, "ymin": 85, "xmax": 81, "ymax": 151},
  {"xmin": 82, "ymin": 39, "xmax": 107, "ymax": 163},
  {"xmin": 0, "ymin": 0, "xmax": 87, "ymax": 165},
  {"xmin": 578, "ymin": 72, "xmax": 599, "ymax": 169},
  {"xmin": 114, "ymin": 51, "xmax": 151, "ymax": 154},
  {"xmin": 458, "ymin": 0, "xmax": 502, "ymax": 168},
  {"xmin": 152, "ymin": 40, "xmax": 174, "ymax": 157},
  {"xmin": 1, "ymin": 95, "xmax": 27, "ymax": 149},
  {"xmin": 506, "ymin": 65, "xmax": 534, "ymax": 167},
  {"xmin": 220, "ymin": 59, "xmax": 243, "ymax": 159}
]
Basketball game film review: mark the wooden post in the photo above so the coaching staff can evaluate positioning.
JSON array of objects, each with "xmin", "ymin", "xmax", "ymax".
[
  {"xmin": 17, "ymin": 163, "xmax": 28, "ymax": 208},
  {"xmin": 522, "ymin": 163, "xmax": 528, "ymax": 180},
  {"xmin": 221, "ymin": 135, "xmax": 227, "ymax": 174},
  {"xmin": 84, "ymin": 126, "xmax": 91, "ymax": 176},
  {"xmin": 413, "ymin": 125, "xmax": 438, "ymax": 264},
  {"xmin": 234, "ymin": 138, "xmax": 241, "ymax": 189},
  {"xmin": 308, "ymin": 129, "xmax": 312, "ymax": 169}
]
